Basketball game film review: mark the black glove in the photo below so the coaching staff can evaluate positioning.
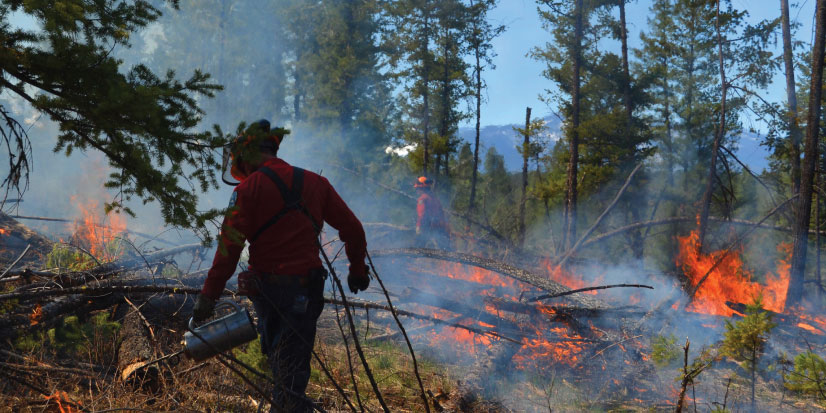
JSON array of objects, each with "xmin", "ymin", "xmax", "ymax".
[
  {"xmin": 193, "ymin": 294, "xmax": 216, "ymax": 323},
  {"xmin": 347, "ymin": 267, "xmax": 370, "ymax": 294}
]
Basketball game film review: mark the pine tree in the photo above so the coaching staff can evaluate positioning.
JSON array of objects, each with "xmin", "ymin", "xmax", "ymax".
[
  {"xmin": 0, "ymin": 0, "xmax": 224, "ymax": 241},
  {"xmin": 385, "ymin": 0, "xmax": 438, "ymax": 174},
  {"xmin": 466, "ymin": 0, "xmax": 503, "ymax": 216}
]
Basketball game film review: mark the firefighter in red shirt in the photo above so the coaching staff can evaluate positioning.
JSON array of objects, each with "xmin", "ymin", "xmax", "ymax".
[
  {"xmin": 414, "ymin": 176, "xmax": 449, "ymax": 249},
  {"xmin": 193, "ymin": 120, "xmax": 369, "ymax": 412}
]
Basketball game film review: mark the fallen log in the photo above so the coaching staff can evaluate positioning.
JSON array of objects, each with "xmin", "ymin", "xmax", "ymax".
[
  {"xmin": 4, "ymin": 243, "xmax": 204, "ymax": 291},
  {"xmin": 370, "ymin": 248, "xmax": 611, "ymax": 310},
  {"xmin": 116, "ymin": 303, "xmax": 159, "ymax": 386},
  {"xmin": 0, "ymin": 281, "xmax": 520, "ymax": 345}
]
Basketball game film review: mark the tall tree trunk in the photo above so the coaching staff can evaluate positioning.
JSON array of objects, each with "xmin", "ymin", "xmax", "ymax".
[
  {"xmin": 618, "ymin": 0, "xmax": 643, "ymax": 260},
  {"xmin": 438, "ymin": 24, "xmax": 451, "ymax": 178},
  {"xmin": 519, "ymin": 107, "xmax": 531, "ymax": 247},
  {"xmin": 698, "ymin": 0, "xmax": 728, "ymax": 253},
  {"xmin": 618, "ymin": 0, "xmax": 633, "ymax": 126},
  {"xmin": 469, "ymin": 5, "xmax": 482, "ymax": 216},
  {"xmin": 788, "ymin": 0, "xmax": 826, "ymax": 306},
  {"xmin": 781, "ymin": 0, "xmax": 803, "ymax": 194},
  {"xmin": 565, "ymin": 0, "xmax": 584, "ymax": 250},
  {"xmin": 422, "ymin": 1, "xmax": 431, "ymax": 175},
  {"xmin": 815, "ymin": 188, "xmax": 823, "ymax": 303}
]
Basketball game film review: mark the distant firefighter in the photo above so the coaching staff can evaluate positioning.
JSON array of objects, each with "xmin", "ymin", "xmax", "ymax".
[{"xmin": 414, "ymin": 176, "xmax": 449, "ymax": 249}]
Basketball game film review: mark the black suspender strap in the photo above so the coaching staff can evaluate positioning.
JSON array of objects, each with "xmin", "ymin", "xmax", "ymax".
[{"xmin": 250, "ymin": 166, "xmax": 320, "ymax": 243}]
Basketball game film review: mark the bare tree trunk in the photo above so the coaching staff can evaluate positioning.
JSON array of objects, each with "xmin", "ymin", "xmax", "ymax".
[
  {"xmin": 781, "ymin": 0, "xmax": 803, "ymax": 194},
  {"xmin": 618, "ymin": 0, "xmax": 632, "ymax": 126},
  {"xmin": 698, "ymin": 0, "xmax": 728, "ymax": 253},
  {"xmin": 422, "ymin": 1, "xmax": 431, "ymax": 175},
  {"xmin": 565, "ymin": 0, "xmax": 584, "ymax": 250},
  {"xmin": 469, "ymin": 0, "xmax": 482, "ymax": 216},
  {"xmin": 817, "ymin": 188, "xmax": 822, "ymax": 302},
  {"xmin": 519, "ymin": 107, "xmax": 531, "ymax": 247},
  {"xmin": 788, "ymin": 0, "xmax": 826, "ymax": 306},
  {"xmin": 618, "ymin": 0, "xmax": 643, "ymax": 260}
]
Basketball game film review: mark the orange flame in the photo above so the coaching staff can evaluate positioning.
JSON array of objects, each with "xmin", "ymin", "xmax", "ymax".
[
  {"xmin": 415, "ymin": 262, "xmax": 593, "ymax": 368},
  {"xmin": 43, "ymin": 391, "xmax": 79, "ymax": 413},
  {"xmin": 676, "ymin": 230, "xmax": 790, "ymax": 316},
  {"xmin": 0, "ymin": 228, "xmax": 6, "ymax": 235},
  {"xmin": 68, "ymin": 196, "xmax": 126, "ymax": 262},
  {"xmin": 29, "ymin": 304, "xmax": 42, "ymax": 326}
]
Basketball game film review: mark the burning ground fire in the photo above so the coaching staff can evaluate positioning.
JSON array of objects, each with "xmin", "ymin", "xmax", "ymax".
[
  {"xmin": 407, "ymin": 262, "xmax": 603, "ymax": 369},
  {"xmin": 67, "ymin": 196, "xmax": 127, "ymax": 263},
  {"xmin": 676, "ymin": 229, "xmax": 791, "ymax": 317}
]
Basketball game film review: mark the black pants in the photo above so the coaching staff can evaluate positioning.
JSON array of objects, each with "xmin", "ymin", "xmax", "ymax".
[{"xmin": 250, "ymin": 271, "xmax": 325, "ymax": 413}]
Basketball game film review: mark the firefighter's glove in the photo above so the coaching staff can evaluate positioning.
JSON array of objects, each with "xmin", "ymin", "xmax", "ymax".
[
  {"xmin": 193, "ymin": 294, "xmax": 216, "ymax": 323},
  {"xmin": 347, "ymin": 268, "xmax": 370, "ymax": 294}
]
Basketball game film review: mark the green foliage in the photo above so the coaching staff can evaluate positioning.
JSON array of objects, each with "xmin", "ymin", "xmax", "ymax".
[
  {"xmin": 48, "ymin": 313, "xmax": 121, "ymax": 356},
  {"xmin": 45, "ymin": 239, "xmax": 126, "ymax": 271},
  {"xmin": 719, "ymin": 295, "xmax": 776, "ymax": 372},
  {"xmin": 719, "ymin": 295, "xmax": 776, "ymax": 407},
  {"xmin": 650, "ymin": 334, "xmax": 680, "ymax": 368},
  {"xmin": 15, "ymin": 312, "xmax": 121, "ymax": 356},
  {"xmin": 0, "ymin": 284, "xmax": 17, "ymax": 315},
  {"xmin": 785, "ymin": 351, "xmax": 826, "ymax": 403},
  {"xmin": 0, "ymin": 0, "xmax": 227, "ymax": 243},
  {"xmin": 232, "ymin": 337, "xmax": 272, "ymax": 380}
]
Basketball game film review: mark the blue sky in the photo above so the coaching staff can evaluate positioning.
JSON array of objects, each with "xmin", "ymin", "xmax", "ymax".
[{"xmin": 475, "ymin": 0, "xmax": 817, "ymax": 131}]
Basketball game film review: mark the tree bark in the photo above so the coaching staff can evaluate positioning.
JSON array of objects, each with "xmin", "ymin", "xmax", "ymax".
[
  {"xmin": 469, "ymin": 0, "xmax": 482, "ymax": 216},
  {"xmin": 117, "ymin": 303, "xmax": 158, "ymax": 385},
  {"xmin": 519, "ymin": 107, "xmax": 531, "ymax": 247},
  {"xmin": 422, "ymin": 1, "xmax": 431, "ymax": 175},
  {"xmin": 565, "ymin": 0, "xmax": 584, "ymax": 250},
  {"xmin": 698, "ymin": 0, "xmax": 728, "ymax": 252},
  {"xmin": 788, "ymin": 0, "xmax": 826, "ymax": 306},
  {"xmin": 781, "ymin": 0, "xmax": 803, "ymax": 194},
  {"xmin": 618, "ymin": 0, "xmax": 644, "ymax": 260}
]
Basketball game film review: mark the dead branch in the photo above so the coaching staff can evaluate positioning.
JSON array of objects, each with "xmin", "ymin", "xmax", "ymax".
[
  {"xmin": 0, "ymin": 244, "xmax": 30, "ymax": 279},
  {"xmin": 528, "ymin": 284, "xmax": 653, "ymax": 303},
  {"xmin": 557, "ymin": 163, "xmax": 642, "ymax": 267}
]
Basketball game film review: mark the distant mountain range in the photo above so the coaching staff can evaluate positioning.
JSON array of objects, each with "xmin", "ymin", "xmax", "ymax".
[{"xmin": 457, "ymin": 116, "xmax": 771, "ymax": 172}]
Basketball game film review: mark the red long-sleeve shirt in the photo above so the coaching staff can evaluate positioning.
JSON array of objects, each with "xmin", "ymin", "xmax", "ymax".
[
  {"xmin": 201, "ymin": 157, "xmax": 367, "ymax": 299},
  {"xmin": 416, "ymin": 191, "xmax": 447, "ymax": 232}
]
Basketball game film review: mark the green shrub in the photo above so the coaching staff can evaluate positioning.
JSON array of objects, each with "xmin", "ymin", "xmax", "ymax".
[
  {"xmin": 785, "ymin": 350, "xmax": 826, "ymax": 403},
  {"xmin": 233, "ymin": 337, "xmax": 272, "ymax": 380},
  {"xmin": 650, "ymin": 333, "xmax": 680, "ymax": 368}
]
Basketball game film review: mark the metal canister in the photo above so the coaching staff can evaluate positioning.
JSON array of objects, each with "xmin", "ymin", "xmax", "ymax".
[{"xmin": 183, "ymin": 301, "xmax": 258, "ymax": 361}]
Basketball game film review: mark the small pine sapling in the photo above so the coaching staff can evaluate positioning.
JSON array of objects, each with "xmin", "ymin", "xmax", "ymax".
[
  {"xmin": 784, "ymin": 350, "xmax": 826, "ymax": 404},
  {"xmin": 718, "ymin": 294, "xmax": 776, "ymax": 411}
]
